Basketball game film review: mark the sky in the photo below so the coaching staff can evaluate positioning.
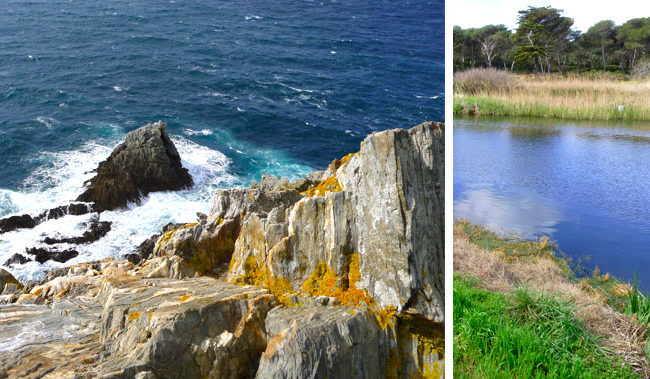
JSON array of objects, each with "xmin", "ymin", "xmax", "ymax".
[{"xmin": 450, "ymin": 0, "xmax": 650, "ymax": 32}]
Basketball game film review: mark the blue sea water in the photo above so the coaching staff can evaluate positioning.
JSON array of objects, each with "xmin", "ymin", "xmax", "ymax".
[{"xmin": 0, "ymin": 0, "xmax": 443, "ymax": 281}]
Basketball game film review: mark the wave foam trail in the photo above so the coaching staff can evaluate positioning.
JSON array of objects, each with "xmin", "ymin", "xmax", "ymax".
[{"xmin": 0, "ymin": 135, "xmax": 238, "ymax": 282}]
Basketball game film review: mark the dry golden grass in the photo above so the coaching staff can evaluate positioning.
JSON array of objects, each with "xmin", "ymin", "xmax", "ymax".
[
  {"xmin": 454, "ymin": 224, "xmax": 650, "ymax": 376},
  {"xmin": 454, "ymin": 70, "xmax": 650, "ymax": 120}
]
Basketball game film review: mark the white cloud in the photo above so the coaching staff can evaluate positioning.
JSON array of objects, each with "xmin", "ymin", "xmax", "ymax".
[{"xmin": 451, "ymin": 0, "xmax": 650, "ymax": 32}]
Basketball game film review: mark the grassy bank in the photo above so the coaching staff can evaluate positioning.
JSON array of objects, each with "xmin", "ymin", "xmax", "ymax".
[
  {"xmin": 454, "ymin": 221, "xmax": 650, "ymax": 377},
  {"xmin": 453, "ymin": 69, "xmax": 650, "ymax": 121}
]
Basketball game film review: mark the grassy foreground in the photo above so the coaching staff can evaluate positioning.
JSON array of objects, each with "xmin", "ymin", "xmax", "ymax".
[
  {"xmin": 453, "ymin": 69, "xmax": 650, "ymax": 121},
  {"xmin": 454, "ymin": 221, "xmax": 650, "ymax": 378}
]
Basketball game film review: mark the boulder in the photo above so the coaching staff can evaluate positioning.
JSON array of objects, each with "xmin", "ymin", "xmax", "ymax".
[{"xmin": 76, "ymin": 121, "xmax": 193, "ymax": 211}]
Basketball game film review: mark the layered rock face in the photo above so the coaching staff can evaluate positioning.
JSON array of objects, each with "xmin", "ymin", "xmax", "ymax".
[
  {"xmin": 0, "ymin": 122, "xmax": 444, "ymax": 378},
  {"xmin": 77, "ymin": 120, "xmax": 193, "ymax": 211}
]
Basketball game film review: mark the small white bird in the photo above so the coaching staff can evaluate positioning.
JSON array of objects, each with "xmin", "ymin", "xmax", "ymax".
[{"xmin": 618, "ymin": 105, "xmax": 625, "ymax": 112}]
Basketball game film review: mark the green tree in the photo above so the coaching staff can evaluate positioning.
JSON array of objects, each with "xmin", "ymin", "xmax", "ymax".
[
  {"xmin": 584, "ymin": 20, "xmax": 616, "ymax": 72},
  {"xmin": 617, "ymin": 17, "xmax": 650, "ymax": 70},
  {"xmin": 514, "ymin": 6, "xmax": 573, "ymax": 74}
]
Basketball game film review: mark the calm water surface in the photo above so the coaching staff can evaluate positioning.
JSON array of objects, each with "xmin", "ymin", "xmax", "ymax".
[{"xmin": 454, "ymin": 117, "xmax": 650, "ymax": 289}]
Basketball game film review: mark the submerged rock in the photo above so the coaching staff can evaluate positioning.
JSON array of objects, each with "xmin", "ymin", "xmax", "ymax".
[
  {"xmin": 3, "ymin": 253, "xmax": 31, "ymax": 267},
  {"xmin": 77, "ymin": 120, "xmax": 193, "ymax": 212},
  {"xmin": 43, "ymin": 220, "xmax": 112, "ymax": 245}
]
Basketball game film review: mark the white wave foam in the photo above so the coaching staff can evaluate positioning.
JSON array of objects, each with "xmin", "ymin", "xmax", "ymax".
[
  {"xmin": 35, "ymin": 117, "xmax": 57, "ymax": 129},
  {"xmin": 245, "ymin": 15, "xmax": 262, "ymax": 20},
  {"xmin": 183, "ymin": 128, "xmax": 213, "ymax": 136},
  {"xmin": 0, "ymin": 136, "xmax": 237, "ymax": 282}
]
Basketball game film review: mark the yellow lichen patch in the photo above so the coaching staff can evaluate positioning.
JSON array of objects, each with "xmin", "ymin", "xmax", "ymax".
[
  {"xmin": 249, "ymin": 195, "xmax": 254, "ymax": 200},
  {"xmin": 421, "ymin": 361, "xmax": 442, "ymax": 379},
  {"xmin": 300, "ymin": 254, "xmax": 376, "ymax": 309},
  {"xmin": 214, "ymin": 217, "xmax": 224, "ymax": 225},
  {"xmin": 375, "ymin": 306, "xmax": 397, "ymax": 330},
  {"xmin": 179, "ymin": 294, "xmax": 192, "ymax": 302},
  {"xmin": 301, "ymin": 176, "xmax": 342, "ymax": 197},
  {"xmin": 127, "ymin": 311, "xmax": 141, "ymax": 321},
  {"xmin": 156, "ymin": 223, "xmax": 198, "ymax": 249},
  {"xmin": 327, "ymin": 152, "xmax": 357, "ymax": 172},
  {"xmin": 234, "ymin": 255, "xmax": 295, "ymax": 305}
]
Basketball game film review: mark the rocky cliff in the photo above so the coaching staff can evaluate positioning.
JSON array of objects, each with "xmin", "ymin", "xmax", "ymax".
[{"xmin": 0, "ymin": 122, "xmax": 444, "ymax": 378}]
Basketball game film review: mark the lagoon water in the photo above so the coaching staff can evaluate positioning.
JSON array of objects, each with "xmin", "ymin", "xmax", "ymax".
[
  {"xmin": 454, "ymin": 117, "xmax": 650, "ymax": 289},
  {"xmin": 0, "ymin": 0, "xmax": 443, "ymax": 282}
]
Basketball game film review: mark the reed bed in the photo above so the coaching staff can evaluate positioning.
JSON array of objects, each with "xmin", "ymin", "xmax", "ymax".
[{"xmin": 454, "ymin": 68, "xmax": 650, "ymax": 121}]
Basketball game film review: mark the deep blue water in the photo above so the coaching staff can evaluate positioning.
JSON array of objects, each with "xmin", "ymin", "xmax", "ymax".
[
  {"xmin": 0, "ymin": 0, "xmax": 443, "ymax": 281},
  {"xmin": 454, "ymin": 117, "xmax": 650, "ymax": 290}
]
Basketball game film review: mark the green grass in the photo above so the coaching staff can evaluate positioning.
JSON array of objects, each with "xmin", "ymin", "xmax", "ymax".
[
  {"xmin": 454, "ymin": 275, "xmax": 638, "ymax": 378},
  {"xmin": 454, "ymin": 96, "xmax": 650, "ymax": 121}
]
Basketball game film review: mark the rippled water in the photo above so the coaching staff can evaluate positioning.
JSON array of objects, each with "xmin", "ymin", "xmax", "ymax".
[
  {"xmin": 455, "ymin": 117, "xmax": 650, "ymax": 289},
  {"xmin": 0, "ymin": 0, "xmax": 443, "ymax": 281}
]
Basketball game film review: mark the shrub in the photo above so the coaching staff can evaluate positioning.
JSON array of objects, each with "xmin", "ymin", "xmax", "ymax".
[{"xmin": 453, "ymin": 67, "xmax": 516, "ymax": 95}]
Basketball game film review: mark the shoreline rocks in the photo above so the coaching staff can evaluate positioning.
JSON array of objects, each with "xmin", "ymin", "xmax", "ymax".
[
  {"xmin": 76, "ymin": 120, "xmax": 193, "ymax": 212},
  {"xmin": 0, "ymin": 122, "xmax": 445, "ymax": 378}
]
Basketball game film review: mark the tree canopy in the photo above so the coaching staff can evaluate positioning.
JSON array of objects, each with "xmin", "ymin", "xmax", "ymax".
[{"xmin": 453, "ymin": 6, "xmax": 650, "ymax": 75}]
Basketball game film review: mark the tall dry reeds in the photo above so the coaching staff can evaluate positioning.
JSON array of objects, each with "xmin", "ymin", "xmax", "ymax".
[
  {"xmin": 454, "ymin": 68, "xmax": 650, "ymax": 120},
  {"xmin": 453, "ymin": 67, "xmax": 517, "ymax": 95}
]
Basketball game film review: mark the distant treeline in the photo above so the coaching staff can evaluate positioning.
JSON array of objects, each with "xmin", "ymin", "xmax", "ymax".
[{"xmin": 453, "ymin": 6, "xmax": 650, "ymax": 75}]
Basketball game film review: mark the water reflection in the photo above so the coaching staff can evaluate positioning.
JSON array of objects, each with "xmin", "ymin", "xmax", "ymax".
[
  {"xmin": 455, "ymin": 116, "xmax": 650, "ymax": 289},
  {"xmin": 454, "ymin": 184, "xmax": 562, "ymax": 238}
]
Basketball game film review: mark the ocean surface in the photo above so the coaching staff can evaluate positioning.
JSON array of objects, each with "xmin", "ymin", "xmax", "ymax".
[
  {"xmin": 0, "ymin": 0, "xmax": 444, "ymax": 282},
  {"xmin": 455, "ymin": 117, "xmax": 650, "ymax": 290}
]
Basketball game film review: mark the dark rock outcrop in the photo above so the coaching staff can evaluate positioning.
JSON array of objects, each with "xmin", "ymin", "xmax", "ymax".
[
  {"xmin": 25, "ymin": 247, "xmax": 79, "ymax": 264},
  {"xmin": 3, "ymin": 253, "xmax": 31, "ymax": 267},
  {"xmin": 76, "ymin": 121, "xmax": 193, "ymax": 211},
  {"xmin": 0, "ymin": 214, "xmax": 37, "ymax": 234},
  {"xmin": 43, "ymin": 220, "xmax": 112, "ymax": 245}
]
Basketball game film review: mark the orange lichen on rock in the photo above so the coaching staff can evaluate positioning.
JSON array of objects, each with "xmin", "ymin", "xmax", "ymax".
[
  {"xmin": 126, "ymin": 311, "xmax": 140, "ymax": 321},
  {"xmin": 179, "ymin": 294, "xmax": 192, "ymax": 302},
  {"xmin": 301, "ymin": 176, "xmax": 342, "ymax": 197},
  {"xmin": 234, "ymin": 255, "xmax": 294, "ymax": 305},
  {"xmin": 301, "ymin": 254, "xmax": 374, "ymax": 308}
]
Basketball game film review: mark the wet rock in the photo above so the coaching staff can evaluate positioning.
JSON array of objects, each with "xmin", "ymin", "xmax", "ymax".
[
  {"xmin": 25, "ymin": 247, "xmax": 79, "ymax": 264},
  {"xmin": 76, "ymin": 120, "xmax": 193, "ymax": 211},
  {"xmin": 40, "ymin": 202, "xmax": 93, "ymax": 221},
  {"xmin": 43, "ymin": 220, "xmax": 112, "ymax": 245},
  {"xmin": 0, "ymin": 214, "xmax": 37, "ymax": 234},
  {"xmin": 3, "ymin": 253, "xmax": 31, "ymax": 267}
]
